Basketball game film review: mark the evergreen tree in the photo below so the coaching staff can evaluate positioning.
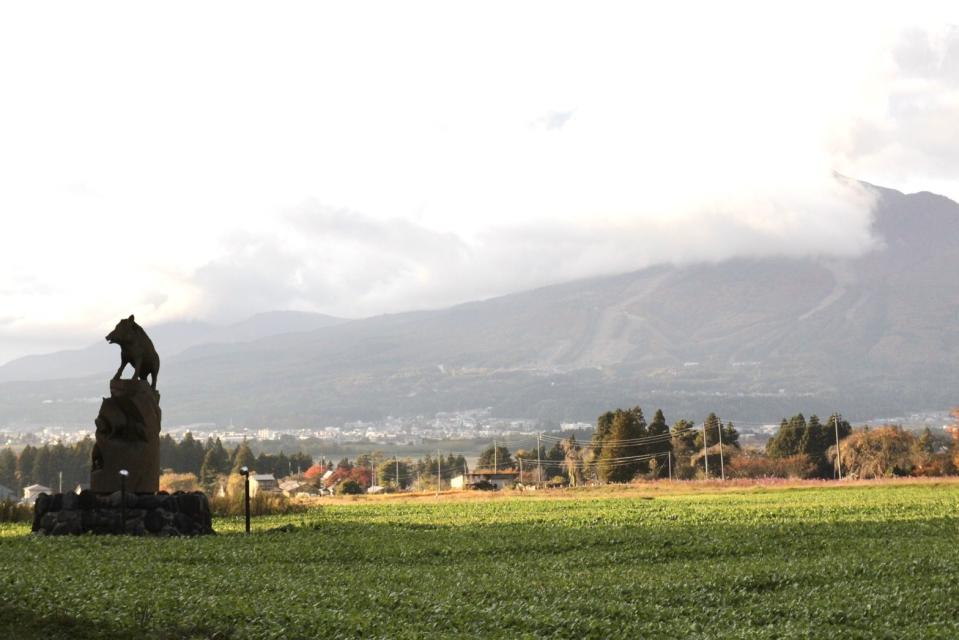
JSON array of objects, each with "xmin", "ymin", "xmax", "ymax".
[
  {"xmin": 31, "ymin": 446, "xmax": 56, "ymax": 489},
  {"xmin": 546, "ymin": 441, "xmax": 565, "ymax": 467},
  {"xmin": 671, "ymin": 419, "xmax": 697, "ymax": 455},
  {"xmin": 275, "ymin": 452, "xmax": 291, "ymax": 477},
  {"xmin": 17, "ymin": 445, "xmax": 37, "ymax": 486},
  {"xmin": 695, "ymin": 413, "xmax": 724, "ymax": 449},
  {"xmin": 722, "ymin": 421, "xmax": 741, "ymax": 448},
  {"xmin": 597, "ymin": 409, "xmax": 644, "ymax": 482},
  {"xmin": 477, "ymin": 444, "xmax": 513, "ymax": 471},
  {"xmin": 159, "ymin": 434, "xmax": 177, "ymax": 471},
  {"xmin": 255, "ymin": 453, "xmax": 274, "ymax": 476},
  {"xmin": 593, "ymin": 411, "xmax": 615, "ymax": 455},
  {"xmin": 767, "ymin": 414, "xmax": 807, "ymax": 458},
  {"xmin": 0, "ymin": 448, "xmax": 18, "ymax": 492},
  {"xmin": 231, "ymin": 441, "xmax": 256, "ymax": 474},
  {"xmin": 378, "ymin": 459, "xmax": 411, "ymax": 488},
  {"xmin": 289, "ymin": 452, "xmax": 313, "ymax": 475},
  {"xmin": 199, "ymin": 438, "xmax": 230, "ymax": 485},
  {"xmin": 646, "ymin": 409, "xmax": 672, "ymax": 470},
  {"xmin": 178, "ymin": 432, "xmax": 205, "ymax": 476}
]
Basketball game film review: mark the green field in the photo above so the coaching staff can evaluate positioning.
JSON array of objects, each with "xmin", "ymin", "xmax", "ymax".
[{"xmin": 1, "ymin": 481, "xmax": 957, "ymax": 639}]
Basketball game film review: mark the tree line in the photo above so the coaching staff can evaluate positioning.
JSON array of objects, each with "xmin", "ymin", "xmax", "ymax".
[
  {"xmin": 0, "ymin": 433, "xmax": 314, "ymax": 495},
  {"xmin": 469, "ymin": 407, "xmax": 959, "ymax": 485}
]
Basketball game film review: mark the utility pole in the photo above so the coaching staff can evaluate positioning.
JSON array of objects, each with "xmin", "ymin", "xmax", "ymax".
[
  {"xmin": 519, "ymin": 457, "xmax": 523, "ymax": 484},
  {"xmin": 667, "ymin": 451, "xmax": 672, "ymax": 481},
  {"xmin": 717, "ymin": 420, "xmax": 725, "ymax": 481},
  {"xmin": 537, "ymin": 433, "xmax": 543, "ymax": 487},
  {"xmin": 493, "ymin": 439, "xmax": 497, "ymax": 472},
  {"xmin": 395, "ymin": 456, "xmax": 400, "ymax": 491},
  {"xmin": 58, "ymin": 470, "xmax": 62, "ymax": 494},
  {"xmin": 436, "ymin": 449, "xmax": 441, "ymax": 496},
  {"xmin": 834, "ymin": 413, "xmax": 844, "ymax": 480},
  {"xmin": 703, "ymin": 421, "xmax": 709, "ymax": 477}
]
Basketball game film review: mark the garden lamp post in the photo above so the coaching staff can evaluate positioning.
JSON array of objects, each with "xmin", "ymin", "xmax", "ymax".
[
  {"xmin": 240, "ymin": 466, "xmax": 251, "ymax": 534},
  {"xmin": 118, "ymin": 469, "xmax": 129, "ymax": 534}
]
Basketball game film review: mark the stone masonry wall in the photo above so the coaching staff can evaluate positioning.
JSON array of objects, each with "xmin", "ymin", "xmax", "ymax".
[{"xmin": 32, "ymin": 491, "xmax": 214, "ymax": 536}]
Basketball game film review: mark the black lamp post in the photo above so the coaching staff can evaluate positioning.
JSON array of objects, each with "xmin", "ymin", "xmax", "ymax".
[
  {"xmin": 118, "ymin": 469, "xmax": 129, "ymax": 534},
  {"xmin": 239, "ymin": 466, "xmax": 251, "ymax": 534}
]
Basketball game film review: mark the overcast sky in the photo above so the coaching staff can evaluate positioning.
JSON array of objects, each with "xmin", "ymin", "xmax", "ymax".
[{"xmin": 1, "ymin": 2, "xmax": 958, "ymax": 363}]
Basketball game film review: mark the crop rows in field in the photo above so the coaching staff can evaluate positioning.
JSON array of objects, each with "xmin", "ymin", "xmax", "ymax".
[{"xmin": 1, "ymin": 482, "xmax": 958, "ymax": 639}]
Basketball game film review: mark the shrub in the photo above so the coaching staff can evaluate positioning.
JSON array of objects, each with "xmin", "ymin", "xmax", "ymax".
[
  {"xmin": 159, "ymin": 472, "xmax": 200, "ymax": 493},
  {"xmin": 727, "ymin": 451, "xmax": 817, "ymax": 479},
  {"xmin": 0, "ymin": 499, "xmax": 32, "ymax": 523},
  {"xmin": 208, "ymin": 491, "xmax": 304, "ymax": 517},
  {"xmin": 912, "ymin": 453, "xmax": 956, "ymax": 477},
  {"xmin": 335, "ymin": 479, "xmax": 363, "ymax": 495}
]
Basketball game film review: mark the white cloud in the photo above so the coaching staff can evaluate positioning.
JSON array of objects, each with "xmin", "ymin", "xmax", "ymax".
[{"xmin": 0, "ymin": 2, "xmax": 957, "ymax": 361}]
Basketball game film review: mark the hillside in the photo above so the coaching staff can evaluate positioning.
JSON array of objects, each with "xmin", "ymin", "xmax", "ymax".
[
  {"xmin": 0, "ymin": 183, "xmax": 956, "ymax": 428},
  {"xmin": 0, "ymin": 311, "xmax": 347, "ymax": 384}
]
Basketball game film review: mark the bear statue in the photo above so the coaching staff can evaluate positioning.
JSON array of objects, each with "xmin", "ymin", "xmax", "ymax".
[{"xmin": 106, "ymin": 314, "xmax": 160, "ymax": 390}]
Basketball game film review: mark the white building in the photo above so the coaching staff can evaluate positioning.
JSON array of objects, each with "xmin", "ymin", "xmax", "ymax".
[
  {"xmin": 22, "ymin": 484, "xmax": 52, "ymax": 505},
  {"xmin": 249, "ymin": 474, "xmax": 279, "ymax": 497}
]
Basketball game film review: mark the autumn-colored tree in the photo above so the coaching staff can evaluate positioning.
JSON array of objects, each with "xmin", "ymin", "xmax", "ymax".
[
  {"xmin": 949, "ymin": 408, "xmax": 959, "ymax": 470},
  {"xmin": 829, "ymin": 425, "xmax": 921, "ymax": 479},
  {"xmin": 561, "ymin": 436, "xmax": 583, "ymax": 486},
  {"xmin": 326, "ymin": 465, "xmax": 372, "ymax": 489}
]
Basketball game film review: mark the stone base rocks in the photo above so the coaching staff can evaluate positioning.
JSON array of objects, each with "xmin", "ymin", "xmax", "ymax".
[{"xmin": 32, "ymin": 491, "xmax": 214, "ymax": 536}]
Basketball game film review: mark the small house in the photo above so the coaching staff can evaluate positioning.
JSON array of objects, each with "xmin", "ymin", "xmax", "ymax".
[
  {"xmin": 450, "ymin": 472, "xmax": 519, "ymax": 490},
  {"xmin": 22, "ymin": 484, "xmax": 52, "ymax": 505},
  {"xmin": 249, "ymin": 473, "xmax": 279, "ymax": 497},
  {"xmin": 279, "ymin": 480, "xmax": 318, "ymax": 498}
]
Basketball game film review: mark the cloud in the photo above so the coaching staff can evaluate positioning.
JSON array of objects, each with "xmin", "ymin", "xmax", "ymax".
[
  {"xmin": 839, "ymin": 26, "xmax": 959, "ymax": 192},
  {"xmin": 191, "ymin": 204, "xmax": 472, "ymax": 321},
  {"xmin": 530, "ymin": 110, "xmax": 574, "ymax": 131},
  {"xmin": 0, "ymin": 6, "xmax": 954, "ymax": 358},
  {"xmin": 188, "ymin": 176, "xmax": 878, "ymax": 322}
]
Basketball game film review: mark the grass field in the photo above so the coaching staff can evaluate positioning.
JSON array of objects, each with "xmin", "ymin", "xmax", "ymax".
[{"xmin": 1, "ymin": 479, "xmax": 957, "ymax": 639}]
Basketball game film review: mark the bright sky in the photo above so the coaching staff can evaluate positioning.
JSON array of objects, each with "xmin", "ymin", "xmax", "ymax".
[{"xmin": 1, "ymin": 2, "xmax": 958, "ymax": 362}]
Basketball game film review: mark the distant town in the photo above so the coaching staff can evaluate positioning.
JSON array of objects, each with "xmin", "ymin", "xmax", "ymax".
[{"xmin": 2, "ymin": 406, "xmax": 953, "ymax": 451}]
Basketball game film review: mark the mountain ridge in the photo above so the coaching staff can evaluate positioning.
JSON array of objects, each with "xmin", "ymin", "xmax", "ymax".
[
  {"xmin": 1, "ymin": 183, "xmax": 956, "ymax": 428},
  {"xmin": 0, "ymin": 310, "xmax": 347, "ymax": 383}
]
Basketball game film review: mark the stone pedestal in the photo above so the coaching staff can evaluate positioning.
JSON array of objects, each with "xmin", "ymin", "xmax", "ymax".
[
  {"xmin": 90, "ymin": 379, "xmax": 161, "ymax": 493},
  {"xmin": 32, "ymin": 491, "xmax": 214, "ymax": 536}
]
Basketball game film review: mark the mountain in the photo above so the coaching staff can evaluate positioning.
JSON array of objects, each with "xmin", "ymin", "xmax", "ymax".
[
  {"xmin": 0, "ymin": 183, "xmax": 957, "ymax": 428},
  {"xmin": 0, "ymin": 311, "xmax": 347, "ymax": 383}
]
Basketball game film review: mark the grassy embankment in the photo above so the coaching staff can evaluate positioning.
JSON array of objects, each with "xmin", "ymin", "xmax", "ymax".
[{"xmin": 1, "ymin": 478, "xmax": 957, "ymax": 639}]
